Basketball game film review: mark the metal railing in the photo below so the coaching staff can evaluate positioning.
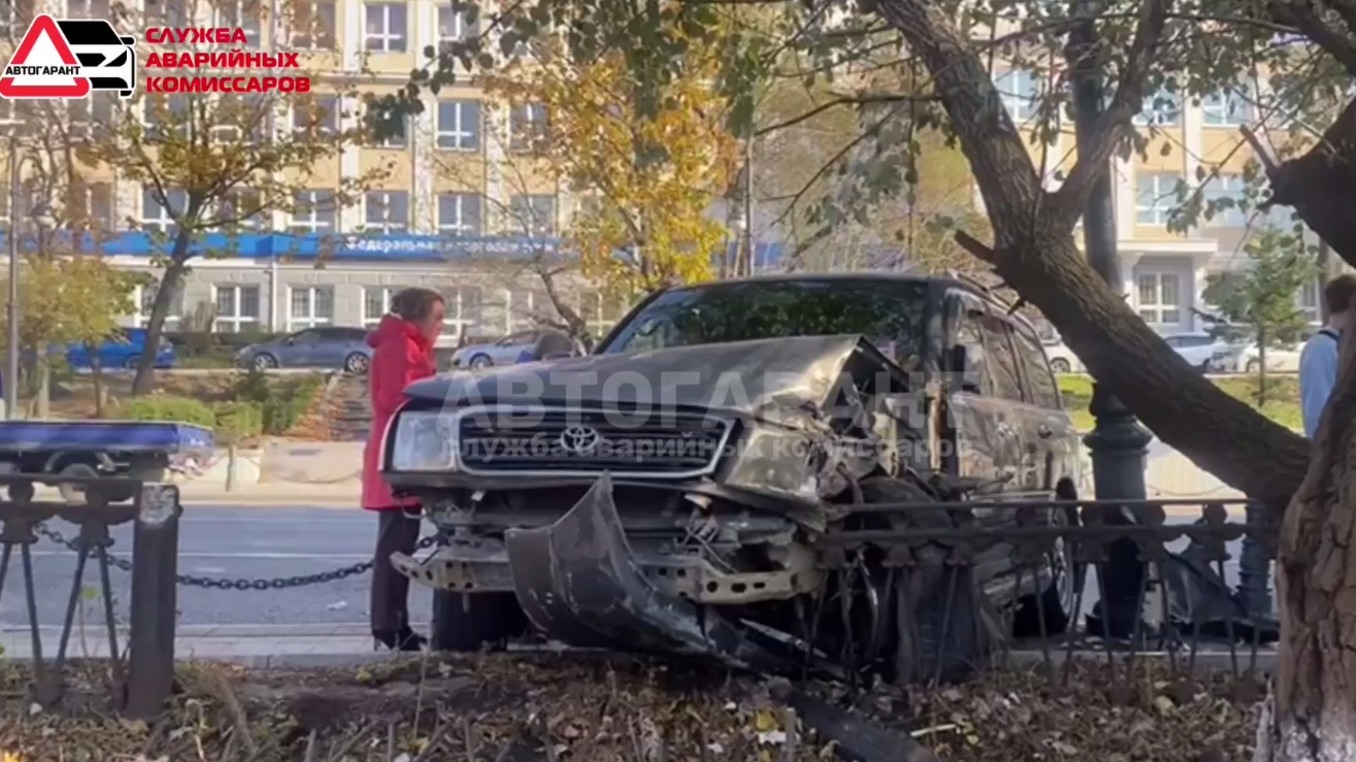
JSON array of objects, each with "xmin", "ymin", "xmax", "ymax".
[
  {"xmin": 4, "ymin": 483, "xmax": 1277, "ymax": 721},
  {"xmin": 0, "ymin": 473, "xmax": 180, "ymax": 719}
]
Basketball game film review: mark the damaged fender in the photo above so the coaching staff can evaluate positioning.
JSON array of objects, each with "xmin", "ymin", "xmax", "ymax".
[{"xmin": 503, "ymin": 473, "xmax": 786, "ymax": 671}]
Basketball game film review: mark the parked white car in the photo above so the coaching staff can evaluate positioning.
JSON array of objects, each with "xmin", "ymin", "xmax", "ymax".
[
  {"xmin": 1163, "ymin": 332, "xmax": 1234, "ymax": 371},
  {"xmin": 1041, "ymin": 335, "xmax": 1082, "ymax": 374},
  {"xmin": 1213, "ymin": 340, "xmax": 1305, "ymax": 374}
]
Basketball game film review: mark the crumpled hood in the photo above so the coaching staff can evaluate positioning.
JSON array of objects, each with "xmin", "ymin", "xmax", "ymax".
[
  {"xmin": 368, "ymin": 314, "xmax": 420, "ymax": 350},
  {"xmin": 402, "ymin": 334, "xmax": 896, "ymax": 418}
]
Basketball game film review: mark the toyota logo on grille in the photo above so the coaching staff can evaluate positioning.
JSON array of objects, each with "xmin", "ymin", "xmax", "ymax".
[{"xmin": 559, "ymin": 425, "xmax": 602, "ymax": 454}]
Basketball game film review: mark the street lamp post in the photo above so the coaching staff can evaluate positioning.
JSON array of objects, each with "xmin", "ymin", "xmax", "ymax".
[{"xmin": 5, "ymin": 134, "xmax": 19, "ymax": 419}]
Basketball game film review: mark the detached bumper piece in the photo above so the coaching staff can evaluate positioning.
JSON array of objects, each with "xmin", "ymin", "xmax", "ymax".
[{"xmin": 503, "ymin": 473, "xmax": 786, "ymax": 671}]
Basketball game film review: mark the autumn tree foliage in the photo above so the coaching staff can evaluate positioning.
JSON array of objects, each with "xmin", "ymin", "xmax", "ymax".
[
  {"xmin": 480, "ymin": 41, "xmax": 738, "ymax": 298},
  {"xmin": 80, "ymin": 0, "xmax": 386, "ymax": 395}
]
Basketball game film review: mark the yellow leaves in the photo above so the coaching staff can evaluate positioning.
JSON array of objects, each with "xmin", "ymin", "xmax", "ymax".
[
  {"xmin": 483, "ymin": 37, "xmax": 737, "ymax": 300},
  {"xmin": 0, "ymin": 254, "xmax": 137, "ymax": 352}
]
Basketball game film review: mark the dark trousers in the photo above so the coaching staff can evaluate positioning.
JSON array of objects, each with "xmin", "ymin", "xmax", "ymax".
[
  {"xmin": 371, "ymin": 509, "xmax": 420, "ymax": 633},
  {"xmin": 1238, "ymin": 503, "xmax": 1274, "ymax": 617}
]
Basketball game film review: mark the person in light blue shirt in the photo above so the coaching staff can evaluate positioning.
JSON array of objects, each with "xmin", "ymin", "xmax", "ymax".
[{"xmin": 1299, "ymin": 274, "xmax": 1356, "ymax": 438}]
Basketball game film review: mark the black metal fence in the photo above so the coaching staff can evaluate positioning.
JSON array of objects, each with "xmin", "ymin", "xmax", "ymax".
[
  {"xmin": 0, "ymin": 474, "xmax": 180, "ymax": 718},
  {"xmin": 2, "ymin": 483, "xmax": 1278, "ymax": 722}
]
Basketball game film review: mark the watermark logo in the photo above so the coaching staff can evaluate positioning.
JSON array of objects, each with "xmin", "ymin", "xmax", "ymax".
[
  {"xmin": 142, "ymin": 27, "xmax": 310, "ymax": 94},
  {"xmin": 0, "ymin": 14, "xmax": 136, "ymax": 99}
]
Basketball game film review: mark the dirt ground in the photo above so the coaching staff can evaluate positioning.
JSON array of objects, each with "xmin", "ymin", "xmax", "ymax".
[{"xmin": 0, "ymin": 654, "xmax": 1264, "ymax": 761}]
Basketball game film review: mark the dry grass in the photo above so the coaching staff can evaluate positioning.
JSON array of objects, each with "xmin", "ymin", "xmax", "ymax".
[{"xmin": 0, "ymin": 653, "xmax": 1266, "ymax": 762}]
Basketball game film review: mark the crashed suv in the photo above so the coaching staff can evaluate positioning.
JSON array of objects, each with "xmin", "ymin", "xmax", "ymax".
[{"xmin": 382, "ymin": 274, "xmax": 1083, "ymax": 680}]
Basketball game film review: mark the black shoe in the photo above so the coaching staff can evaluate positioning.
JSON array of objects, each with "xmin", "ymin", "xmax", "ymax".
[{"xmin": 373, "ymin": 627, "xmax": 427, "ymax": 652}]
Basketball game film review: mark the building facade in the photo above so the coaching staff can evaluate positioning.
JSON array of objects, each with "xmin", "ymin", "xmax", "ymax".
[{"xmin": 993, "ymin": 65, "xmax": 1328, "ymax": 335}]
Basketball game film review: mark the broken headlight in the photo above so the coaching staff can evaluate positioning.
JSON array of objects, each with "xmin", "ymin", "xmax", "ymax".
[{"xmin": 389, "ymin": 411, "xmax": 459, "ymax": 471}]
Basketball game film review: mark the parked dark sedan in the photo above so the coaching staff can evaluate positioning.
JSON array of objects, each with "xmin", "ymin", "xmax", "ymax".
[{"xmin": 235, "ymin": 327, "xmax": 373, "ymax": 372}]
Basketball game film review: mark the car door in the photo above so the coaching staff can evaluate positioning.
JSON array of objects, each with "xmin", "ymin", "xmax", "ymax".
[
  {"xmin": 1010, "ymin": 321, "xmax": 1079, "ymax": 491},
  {"xmin": 310, "ymin": 328, "xmax": 350, "ymax": 369},
  {"xmin": 280, "ymin": 330, "xmax": 321, "ymax": 366},
  {"xmin": 942, "ymin": 291, "xmax": 1027, "ymax": 589}
]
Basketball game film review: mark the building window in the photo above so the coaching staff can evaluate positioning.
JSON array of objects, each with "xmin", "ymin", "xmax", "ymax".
[
  {"xmin": 437, "ymin": 5, "xmax": 478, "ymax": 52},
  {"xmin": 1134, "ymin": 87, "xmax": 1181, "ymax": 127},
  {"xmin": 212, "ymin": 93, "xmax": 268, "ymax": 145},
  {"xmin": 215, "ymin": 189, "xmax": 265, "ymax": 230},
  {"xmin": 214, "ymin": 0, "xmax": 261, "ymax": 47},
  {"xmin": 290, "ymin": 0, "xmax": 336, "ymax": 49},
  {"xmin": 579, "ymin": 291, "xmax": 625, "ymax": 338},
  {"xmin": 132, "ymin": 280, "xmax": 184, "ymax": 330},
  {"xmin": 141, "ymin": 187, "xmax": 185, "ymax": 235},
  {"xmin": 364, "ymin": 190, "xmax": 409, "ymax": 233},
  {"xmin": 364, "ymin": 2, "xmax": 407, "ymax": 52},
  {"xmin": 436, "ymin": 100, "xmax": 481, "ymax": 151},
  {"xmin": 0, "ymin": 0, "xmax": 33, "ymax": 36},
  {"xmin": 292, "ymin": 94, "xmax": 341, "ymax": 136},
  {"xmin": 1200, "ymin": 174, "xmax": 1247, "ymax": 227},
  {"xmin": 994, "ymin": 69, "xmax": 1039, "ymax": 122},
  {"xmin": 288, "ymin": 286, "xmax": 334, "ymax": 329},
  {"xmin": 508, "ymin": 194, "xmax": 556, "ymax": 236},
  {"xmin": 67, "ymin": 0, "xmax": 110, "ymax": 17},
  {"xmin": 443, "ymin": 286, "xmax": 482, "ymax": 337},
  {"xmin": 144, "ymin": 93, "xmax": 191, "ymax": 139},
  {"xmin": 437, "ymin": 193, "xmax": 482, "ymax": 236},
  {"xmin": 362, "ymin": 286, "xmax": 408, "ymax": 326},
  {"xmin": 1203, "ymin": 87, "xmax": 1253, "ymax": 127},
  {"xmin": 146, "ymin": 0, "xmax": 188, "ymax": 26},
  {"xmin": 213, "ymin": 284, "xmax": 261, "ymax": 333},
  {"xmin": 290, "ymin": 190, "xmax": 336, "ymax": 234},
  {"xmin": 509, "ymin": 103, "xmax": 549, "ymax": 152},
  {"xmin": 369, "ymin": 111, "xmax": 407, "ymax": 149},
  {"xmin": 1136, "ymin": 272, "xmax": 1182, "ymax": 326},
  {"xmin": 70, "ymin": 183, "xmax": 114, "ymax": 231},
  {"xmin": 68, "ymin": 94, "xmax": 112, "ymax": 141},
  {"xmin": 1135, "ymin": 172, "xmax": 1182, "ymax": 225},
  {"xmin": 1299, "ymin": 279, "xmax": 1320, "ymax": 324}
]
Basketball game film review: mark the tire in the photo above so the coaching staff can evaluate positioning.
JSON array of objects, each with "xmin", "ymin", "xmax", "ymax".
[
  {"xmin": 1012, "ymin": 503, "xmax": 1082, "ymax": 637},
  {"xmin": 56, "ymin": 461, "xmax": 100, "ymax": 505},
  {"xmin": 1049, "ymin": 358, "xmax": 1072, "ymax": 374},
  {"xmin": 858, "ymin": 477, "xmax": 991, "ymax": 685},
  {"xmin": 1245, "ymin": 359, "xmax": 1261, "ymax": 374},
  {"xmin": 344, "ymin": 352, "xmax": 370, "ymax": 374},
  {"xmin": 252, "ymin": 353, "xmax": 278, "ymax": 371},
  {"xmin": 468, "ymin": 354, "xmax": 492, "ymax": 369},
  {"xmin": 430, "ymin": 589, "xmax": 529, "ymax": 652}
]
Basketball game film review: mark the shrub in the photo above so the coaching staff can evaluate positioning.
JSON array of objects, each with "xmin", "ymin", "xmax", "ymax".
[
  {"xmin": 231, "ymin": 367, "xmax": 273, "ymax": 404},
  {"xmin": 213, "ymin": 401, "xmax": 264, "ymax": 445},
  {"xmin": 123, "ymin": 396, "xmax": 216, "ymax": 428},
  {"xmin": 261, "ymin": 374, "xmax": 326, "ymax": 434}
]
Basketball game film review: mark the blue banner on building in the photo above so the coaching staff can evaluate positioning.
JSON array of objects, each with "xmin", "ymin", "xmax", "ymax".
[{"xmin": 5, "ymin": 229, "xmax": 783, "ymax": 268}]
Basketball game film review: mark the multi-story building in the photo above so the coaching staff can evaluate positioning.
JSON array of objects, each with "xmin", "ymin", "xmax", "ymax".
[
  {"xmin": 992, "ymin": 65, "xmax": 1330, "ymax": 335},
  {"xmin": 0, "ymin": 0, "xmax": 783, "ymax": 339}
]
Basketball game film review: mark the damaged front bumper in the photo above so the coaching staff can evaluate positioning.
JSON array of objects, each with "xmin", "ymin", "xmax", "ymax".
[{"xmin": 390, "ymin": 474, "xmax": 803, "ymax": 670}]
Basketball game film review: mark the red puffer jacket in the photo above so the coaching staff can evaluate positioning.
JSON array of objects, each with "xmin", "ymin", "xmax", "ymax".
[{"xmin": 361, "ymin": 314, "xmax": 436, "ymax": 510}]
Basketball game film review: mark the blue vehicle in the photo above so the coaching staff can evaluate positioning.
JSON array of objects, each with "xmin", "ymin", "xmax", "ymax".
[
  {"xmin": 0, "ymin": 418, "xmax": 214, "ymax": 504},
  {"xmin": 66, "ymin": 328, "xmax": 176, "ymax": 371},
  {"xmin": 236, "ymin": 326, "xmax": 372, "ymax": 373}
]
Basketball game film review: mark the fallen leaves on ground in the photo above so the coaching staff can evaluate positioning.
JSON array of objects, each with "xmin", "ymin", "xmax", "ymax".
[{"xmin": 0, "ymin": 654, "xmax": 1265, "ymax": 761}]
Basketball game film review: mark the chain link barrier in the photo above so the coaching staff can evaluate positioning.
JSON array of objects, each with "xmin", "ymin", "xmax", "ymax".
[{"xmin": 34, "ymin": 522, "xmax": 440, "ymax": 590}]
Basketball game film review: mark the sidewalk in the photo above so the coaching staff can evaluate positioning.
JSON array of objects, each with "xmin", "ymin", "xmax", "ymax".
[
  {"xmin": 31, "ymin": 479, "xmax": 362, "ymax": 508},
  {"xmin": 0, "ymin": 623, "xmax": 384, "ymax": 667}
]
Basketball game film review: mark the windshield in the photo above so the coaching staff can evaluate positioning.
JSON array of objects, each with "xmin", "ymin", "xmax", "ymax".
[{"xmin": 599, "ymin": 278, "xmax": 929, "ymax": 367}]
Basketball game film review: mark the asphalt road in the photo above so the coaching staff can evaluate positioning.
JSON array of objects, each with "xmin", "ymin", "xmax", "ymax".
[{"xmin": 3, "ymin": 505, "xmax": 1261, "ymax": 631}]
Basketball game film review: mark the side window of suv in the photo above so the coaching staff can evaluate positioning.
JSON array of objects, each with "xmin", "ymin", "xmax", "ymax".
[
  {"xmin": 953, "ymin": 300, "xmax": 990, "ymax": 394},
  {"xmin": 1012, "ymin": 325, "xmax": 1061, "ymax": 409},
  {"xmin": 977, "ymin": 311, "xmax": 1024, "ymax": 401}
]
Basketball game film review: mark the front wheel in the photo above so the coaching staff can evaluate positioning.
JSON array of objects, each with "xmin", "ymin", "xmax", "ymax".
[
  {"xmin": 467, "ymin": 354, "xmax": 492, "ymax": 370},
  {"xmin": 1049, "ymin": 358, "xmax": 1072, "ymax": 374},
  {"xmin": 253, "ymin": 353, "xmax": 278, "ymax": 371},
  {"xmin": 430, "ymin": 590, "xmax": 529, "ymax": 652}
]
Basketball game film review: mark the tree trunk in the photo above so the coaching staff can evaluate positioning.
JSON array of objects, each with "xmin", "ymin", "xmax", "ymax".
[
  {"xmin": 1259, "ymin": 326, "xmax": 1269, "ymax": 407},
  {"xmin": 1254, "ymin": 321, "xmax": 1356, "ymax": 762},
  {"xmin": 90, "ymin": 346, "xmax": 104, "ymax": 418},
  {"xmin": 35, "ymin": 357, "xmax": 48, "ymax": 419},
  {"xmin": 131, "ymin": 231, "xmax": 192, "ymax": 396}
]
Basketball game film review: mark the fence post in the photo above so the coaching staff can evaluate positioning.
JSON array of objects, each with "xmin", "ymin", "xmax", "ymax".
[
  {"xmin": 224, "ymin": 445, "xmax": 237, "ymax": 492},
  {"xmin": 124, "ymin": 483, "xmax": 181, "ymax": 720}
]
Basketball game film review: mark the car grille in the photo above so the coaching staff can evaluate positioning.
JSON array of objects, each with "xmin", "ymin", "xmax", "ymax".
[{"xmin": 456, "ymin": 409, "xmax": 731, "ymax": 476}]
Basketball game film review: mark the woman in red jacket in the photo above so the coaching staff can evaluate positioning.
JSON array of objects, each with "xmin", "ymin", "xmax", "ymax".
[{"xmin": 364, "ymin": 287, "xmax": 444, "ymax": 651}]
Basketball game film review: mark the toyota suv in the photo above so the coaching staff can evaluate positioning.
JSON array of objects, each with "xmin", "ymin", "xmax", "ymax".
[{"xmin": 380, "ymin": 274, "xmax": 1083, "ymax": 681}]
